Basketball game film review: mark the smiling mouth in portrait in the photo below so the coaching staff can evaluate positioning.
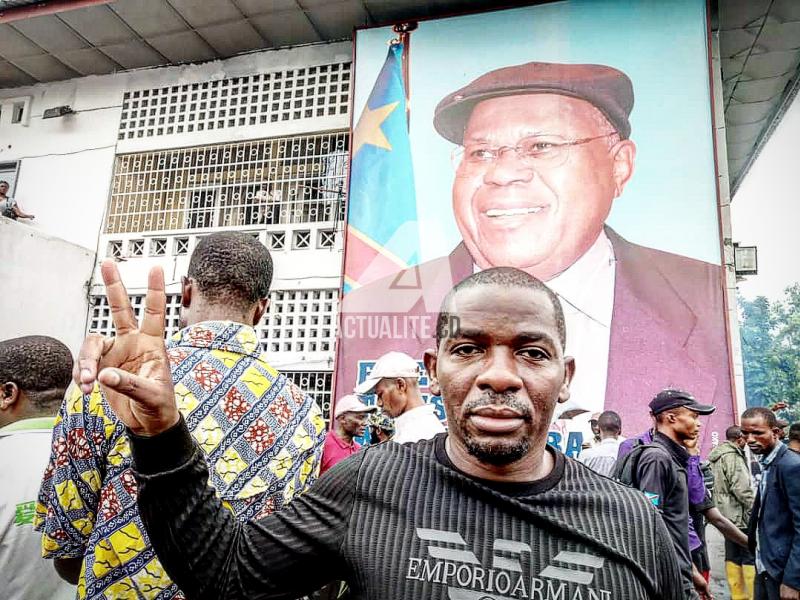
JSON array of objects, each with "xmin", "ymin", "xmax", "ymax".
[{"xmin": 477, "ymin": 200, "xmax": 551, "ymax": 230}]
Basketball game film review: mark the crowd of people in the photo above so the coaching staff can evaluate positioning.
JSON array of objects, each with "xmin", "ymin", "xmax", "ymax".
[{"xmin": 0, "ymin": 231, "xmax": 798, "ymax": 600}]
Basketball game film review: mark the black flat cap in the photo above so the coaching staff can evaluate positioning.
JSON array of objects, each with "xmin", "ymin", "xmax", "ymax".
[
  {"xmin": 433, "ymin": 61, "xmax": 634, "ymax": 143},
  {"xmin": 649, "ymin": 389, "xmax": 715, "ymax": 416}
]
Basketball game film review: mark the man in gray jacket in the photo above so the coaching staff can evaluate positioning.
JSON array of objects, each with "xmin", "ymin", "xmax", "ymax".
[{"xmin": 708, "ymin": 425, "xmax": 755, "ymax": 600}]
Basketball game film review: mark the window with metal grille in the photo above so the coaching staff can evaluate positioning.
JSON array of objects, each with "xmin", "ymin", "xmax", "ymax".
[
  {"xmin": 317, "ymin": 229, "xmax": 335, "ymax": 249},
  {"xmin": 130, "ymin": 239, "xmax": 144, "ymax": 256},
  {"xmin": 150, "ymin": 238, "xmax": 167, "ymax": 256},
  {"xmin": 118, "ymin": 62, "xmax": 351, "ymax": 141},
  {"xmin": 268, "ymin": 231, "xmax": 285, "ymax": 251},
  {"xmin": 260, "ymin": 288, "xmax": 338, "ymax": 354},
  {"xmin": 293, "ymin": 230, "xmax": 311, "ymax": 249},
  {"xmin": 174, "ymin": 237, "xmax": 189, "ymax": 255},
  {"xmin": 283, "ymin": 370, "xmax": 333, "ymax": 422},
  {"xmin": 107, "ymin": 240, "xmax": 123, "ymax": 258},
  {"xmin": 105, "ymin": 131, "xmax": 348, "ymax": 234}
]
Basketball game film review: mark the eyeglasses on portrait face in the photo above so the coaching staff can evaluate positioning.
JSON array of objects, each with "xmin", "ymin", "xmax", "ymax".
[{"xmin": 451, "ymin": 132, "xmax": 618, "ymax": 175}]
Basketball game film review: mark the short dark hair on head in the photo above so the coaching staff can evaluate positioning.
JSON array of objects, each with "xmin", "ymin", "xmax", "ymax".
[
  {"xmin": 726, "ymin": 425, "xmax": 743, "ymax": 441},
  {"xmin": 188, "ymin": 232, "xmax": 273, "ymax": 308},
  {"xmin": 0, "ymin": 180, "xmax": 8, "ymax": 185},
  {"xmin": 741, "ymin": 406, "xmax": 778, "ymax": 428},
  {"xmin": 0, "ymin": 336, "xmax": 72, "ymax": 411},
  {"xmin": 435, "ymin": 267, "xmax": 566, "ymax": 347},
  {"xmin": 598, "ymin": 410, "xmax": 622, "ymax": 434}
]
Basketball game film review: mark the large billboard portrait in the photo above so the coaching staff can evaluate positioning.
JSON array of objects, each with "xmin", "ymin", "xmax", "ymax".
[{"xmin": 336, "ymin": 0, "xmax": 733, "ymax": 453}]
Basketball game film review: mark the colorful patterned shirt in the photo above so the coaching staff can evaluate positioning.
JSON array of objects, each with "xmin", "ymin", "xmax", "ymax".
[{"xmin": 35, "ymin": 321, "xmax": 326, "ymax": 599}]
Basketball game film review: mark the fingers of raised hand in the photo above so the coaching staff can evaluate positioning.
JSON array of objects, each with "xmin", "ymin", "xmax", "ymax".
[
  {"xmin": 75, "ymin": 334, "xmax": 114, "ymax": 394},
  {"xmin": 140, "ymin": 266, "xmax": 166, "ymax": 338},
  {"xmin": 98, "ymin": 366, "xmax": 179, "ymax": 435},
  {"xmin": 101, "ymin": 260, "xmax": 137, "ymax": 335}
]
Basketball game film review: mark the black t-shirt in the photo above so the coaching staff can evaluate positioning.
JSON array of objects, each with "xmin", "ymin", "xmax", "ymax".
[{"xmin": 131, "ymin": 418, "xmax": 686, "ymax": 600}]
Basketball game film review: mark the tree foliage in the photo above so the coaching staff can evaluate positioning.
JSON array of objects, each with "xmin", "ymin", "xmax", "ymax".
[{"xmin": 739, "ymin": 283, "xmax": 800, "ymax": 420}]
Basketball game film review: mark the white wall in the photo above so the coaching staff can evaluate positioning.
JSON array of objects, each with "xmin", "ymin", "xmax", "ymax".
[
  {"xmin": 0, "ymin": 41, "xmax": 351, "ymax": 254},
  {"xmin": 711, "ymin": 33, "xmax": 746, "ymax": 418},
  {"xmin": 14, "ymin": 147, "xmax": 116, "ymax": 250},
  {"xmin": 0, "ymin": 218, "xmax": 95, "ymax": 353}
]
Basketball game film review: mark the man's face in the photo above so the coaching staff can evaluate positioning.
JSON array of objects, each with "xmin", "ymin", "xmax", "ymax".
[
  {"xmin": 425, "ymin": 284, "xmax": 573, "ymax": 466},
  {"xmin": 451, "ymin": 94, "xmax": 635, "ymax": 281},
  {"xmin": 339, "ymin": 411, "xmax": 369, "ymax": 438},
  {"xmin": 374, "ymin": 379, "xmax": 404, "ymax": 418},
  {"xmin": 670, "ymin": 407, "xmax": 702, "ymax": 442},
  {"xmin": 741, "ymin": 416, "xmax": 779, "ymax": 455},
  {"xmin": 0, "ymin": 182, "xmax": 8, "ymax": 195}
]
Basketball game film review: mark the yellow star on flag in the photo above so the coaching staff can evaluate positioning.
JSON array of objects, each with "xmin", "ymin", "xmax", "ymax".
[{"xmin": 352, "ymin": 101, "xmax": 399, "ymax": 156}]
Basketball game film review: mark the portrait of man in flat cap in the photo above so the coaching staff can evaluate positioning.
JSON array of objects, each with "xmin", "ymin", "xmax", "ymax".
[{"xmin": 338, "ymin": 0, "xmax": 733, "ymax": 444}]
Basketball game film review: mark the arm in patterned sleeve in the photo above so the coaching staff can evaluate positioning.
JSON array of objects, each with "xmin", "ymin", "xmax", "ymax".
[
  {"xmin": 132, "ymin": 416, "xmax": 358, "ymax": 600},
  {"xmin": 35, "ymin": 385, "xmax": 109, "ymax": 561}
]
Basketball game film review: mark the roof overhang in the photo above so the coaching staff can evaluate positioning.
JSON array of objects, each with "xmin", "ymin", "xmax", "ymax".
[{"xmin": 1, "ymin": 0, "xmax": 798, "ymax": 192}]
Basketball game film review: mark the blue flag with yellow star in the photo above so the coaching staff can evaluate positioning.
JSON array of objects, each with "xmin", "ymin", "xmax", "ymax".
[{"xmin": 344, "ymin": 42, "xmax": 418, "ymax": 293}]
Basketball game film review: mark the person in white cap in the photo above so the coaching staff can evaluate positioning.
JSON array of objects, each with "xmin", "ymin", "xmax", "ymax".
[
  {"xmin": 354, "ymin": 351, "xmax": 445, "ymax": 444},
  {"xmin": 320, "ymin": 394, "xmax": 377, "ymax": 474}
]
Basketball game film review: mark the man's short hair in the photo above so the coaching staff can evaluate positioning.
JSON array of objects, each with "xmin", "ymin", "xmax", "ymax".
[
  {"xmin": 597, "ymin": 410, "xmax": 621, "ymax": 435},
  {"xmin": 188, "ymin": 232, "xmax": 273, "ymax": 308},
  {"xmin": 435, "ymin": 267, "xmax": 566, "ymax": 347},
  {"xmin": 0, "ymin": 180, "xmax": 8, "ymax": 185},
  {"xmin": 741, "ymin": 406, "xmax": 778, "ymax": 428},
  {"xmin": 725, "ymin": 425, "xmax": 742, "ymax": 441},
  {"xmin": 0, "ymin": 336, "xmax": 72, "ymax": 411}
]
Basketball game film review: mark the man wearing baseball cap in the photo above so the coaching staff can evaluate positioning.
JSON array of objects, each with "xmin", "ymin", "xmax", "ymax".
[
  {"xmin": 320, "ymin": 394, "xmax": 376, "ymax": 475},
  {"xmin": 339, "ymin": 60, "xmax": 732, "ymax": 439},
  {"xmin": 626, "ymin": 389, "xmax": 716, "ymax": 598},
  {"xmin": 354, "ymin": 351, "xmax": 445, "ymax": 444}
]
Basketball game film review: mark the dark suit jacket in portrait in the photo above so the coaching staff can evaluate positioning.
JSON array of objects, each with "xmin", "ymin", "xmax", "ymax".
[
  {"xmin": 337, "ymin": 226, "xmax": 734, "ymax": 442},
  {"xmin": 748, "ymin": 444, "xmax": 800, "ymax": 590}
]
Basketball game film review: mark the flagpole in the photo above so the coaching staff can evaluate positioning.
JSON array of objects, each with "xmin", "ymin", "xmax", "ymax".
[{"xmin": 392, "ymin": 21, "xmax": 417, "ymax": 129}]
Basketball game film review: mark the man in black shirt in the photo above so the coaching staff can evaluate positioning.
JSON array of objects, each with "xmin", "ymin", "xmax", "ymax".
[
  {"xmin": 74, "ymin": 262, "xmax": 686, "ymax": 599},
  {"xmin": 631, "ymin": 389, "xmax": 716, "ymax": 599}
]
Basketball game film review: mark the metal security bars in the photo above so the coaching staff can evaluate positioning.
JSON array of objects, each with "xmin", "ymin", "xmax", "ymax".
[
  {"xmin": 106, "ymin": 131, "xmax": 349, "ymax": 234},
  {"xmin": 283, "ymin": 371, "xmax": 333, "ymax": 422}
]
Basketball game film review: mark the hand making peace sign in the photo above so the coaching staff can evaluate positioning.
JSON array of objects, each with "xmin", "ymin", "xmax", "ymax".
[{"xmin": 74, "ymin": 260, "xmax": 179, "ymax": 436}]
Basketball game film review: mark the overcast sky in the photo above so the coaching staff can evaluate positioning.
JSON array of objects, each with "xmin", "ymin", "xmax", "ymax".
[{"xmin": 731, "ymin": 94, "xmax": 800, "ymax": 301}]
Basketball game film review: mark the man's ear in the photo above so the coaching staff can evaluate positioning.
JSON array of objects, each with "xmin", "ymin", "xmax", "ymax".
[
  {"xmin": 181, "ymin": 277, "xmax": 193, "ymax": 308},
  {"xmin": 423, "ymin": 349, "xmax": 440, "ymax": 396},
  {"xmin": 252, "ymin": 298, "xmax": 269, "ymax": 326},
  {"xmin": 557, "ymin": 356, "xmax": 575, "ymax": 404},
  {"xmin": 611, "ymin": 139, "xmax": 636, "ymax": 197},
  {"xmin": 1, "ymin": 382, "xmax": 20, "ymax": 411}
]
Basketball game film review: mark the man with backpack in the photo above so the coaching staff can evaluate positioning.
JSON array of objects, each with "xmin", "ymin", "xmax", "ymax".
[{"xmin": 613, "ymin": 389, "xmax": 715, "ymax": 599}]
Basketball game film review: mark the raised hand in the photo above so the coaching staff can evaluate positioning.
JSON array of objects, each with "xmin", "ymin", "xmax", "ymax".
[{"xmin": 74, "ymin": 260, "xmax": 179, "ymax": 436}]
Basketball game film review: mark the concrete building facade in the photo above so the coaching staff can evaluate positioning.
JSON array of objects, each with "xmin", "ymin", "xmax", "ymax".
[{"xmin": 1, "ymin": 40, "xmax": 352, "ymax": 419}]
